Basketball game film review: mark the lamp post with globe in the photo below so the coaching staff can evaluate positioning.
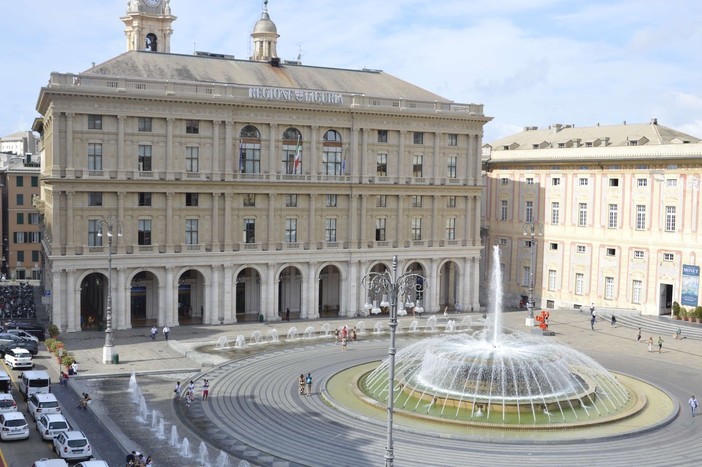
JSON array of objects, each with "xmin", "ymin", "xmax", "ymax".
[
  {"xmin": 523, "ymin": 221, "xmax": 543, "ymax": 326},
  {"xmin": 97, "ymin": 213, "xmax": 124, "ymax": 364}
]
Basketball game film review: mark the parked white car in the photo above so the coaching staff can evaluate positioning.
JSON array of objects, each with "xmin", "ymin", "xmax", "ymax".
[
  {"xmin": 36, "ymin": 413, "xmax": 71, "ymax": 440},
  {"xmin": 0, "ymin": 393, "xmax": 17, "ymax": 413},
  {"xmin": 75, "ymin": 461, "xmax": 109, "ymax": 467},
  {"xmin": 27, "ymin": 393, "xmax": 60, "ymax": 420},
  {"xmin": 52, "ymin": 430, "xmax": 92, "ymax": 461},
  {"xmin": 32, "ymin": 459, "xmax": 68, "ymax": 467},
  {"xmin": 0, "ymin": 411, "xmax": 29, "ymax": 440},
  {"xmin": 4, "ymin": 347, "xmax": 33, "ymax": 369},
  {"xmin": 5, "ymin": 329, "xmax": 39, "ymax": 343}
]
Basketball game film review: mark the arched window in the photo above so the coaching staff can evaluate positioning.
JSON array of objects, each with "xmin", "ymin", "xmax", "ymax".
[
  {"xmin": 239, "ymin": 126, "xmax": 261, "ymax": 174},
  {"xmin": 282, "ymin": 127, "xmax": 302, "ymax": 174},
  {"xmin": 145, "ymin": 33, "xmax": 158, "ymax": 52},
  {"xmin": 322, "ymin": 129, "xmax": 343, "ymax": 175}
]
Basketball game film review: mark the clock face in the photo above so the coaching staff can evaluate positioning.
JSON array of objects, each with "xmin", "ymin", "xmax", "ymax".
[{"xmin": 144, "ymin": 0, "xmax": 161, "ymax": 7}]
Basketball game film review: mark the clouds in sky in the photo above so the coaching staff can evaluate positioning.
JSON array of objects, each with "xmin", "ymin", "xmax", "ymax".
[{"xmin": 2, "ymin": 0, "xmax": 701, "ymax": 142}]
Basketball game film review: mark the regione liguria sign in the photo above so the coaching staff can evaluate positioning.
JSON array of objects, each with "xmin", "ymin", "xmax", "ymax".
[
  {"xmin": 681, "ymin": 264, "xmax": 700, "ymax": 307},
  {"xmin": 249, "ymin": 86, "xmax": 344, "ymax": 105}
]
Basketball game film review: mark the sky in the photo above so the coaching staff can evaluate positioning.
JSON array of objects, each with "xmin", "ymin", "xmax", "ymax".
[{"xmin": 2, "ymin": 0, "xmax": 702, "ymax": 143}]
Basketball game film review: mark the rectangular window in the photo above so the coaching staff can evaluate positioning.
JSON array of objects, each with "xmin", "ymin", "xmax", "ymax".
[
  {"xmin": 31, "ymin": 176, "xmax": 38, "ymax": 187},
  {"xmin": 28, "ymin": 213, "xmax": 40, "ymax": 225},
  {"xmin": 89, "ymin": 220, "xmax": 102, "ymax": 247},
  {"xmin": 607, "ymin": 247, "xmax": 616, "ymax": 256},
  {"xmin": 578, "ymin": 203, "xmax": 587, "ymax": 226},
  {"xmin": 632, "ymin": 280, "xmax": 643, "ymax": 304},
  {"xmin": 447, "ymin": 196, "xmax": 456, "ymax": 208},
  {"xmin": 411, "ymin": 195, "xmax": 423, "ymax": 208},
  {"xmin": 636, "ymin": 205, "xmax": 646, "ymax": 230},
  {"xmin": 500, "ymin": 200, "xmax": 508, "ymax": 221},
  {"xmin": 525, "ymin": 201, "xmax": 533, "ymax": 223},
  {"xmin": 285, "ymin": 218, "xmax": 297, "ymax": 243},
  {"xmin": 185, "ymin": 193, "xmax": 199, "ymax": 207},
  {"xmin": 326, "ymin": 194, "xmax": 337, "ymax": 207},
  {"xmin": 185, "ymin": 120, "xmax": 199, "ymax": 134},
  {"xmin": 575, "ymin": 273, "xmax": 584, "ymax": 295},
  {"xmin": 525, "ymin": 240, "xmax": 533, "ymax": 248},
  {"xmin": 376, "ymin": 195, "xmax": 387, "ymax": 207},
  {"xmin": 138, "ymin": 192, "xmax": 152, "ymax": 207},
  {"xmin": 665, "ymin": 206, "xmax": 676, "ymax": 231},
  {"xmin": 138, "ymin": 219, "xmax": 152, "ymax": 246},
  {"xmin": 447, "ymin": 156, "xmax": 457, "ymax": 178},
  {"xmin": 16, "ymin": 194, "xmax": 23, "ymax": 206},
  {"xmin": 88, "ymin": 143, "xmax": 103, "ymax": 170},
  {"xmin": 551, "ymin": 202, "xmax": 560, "ymax": 225},
  {"xmin": 377, "ymin": 130, "xmax": 388, "ymax": 143},
  {"xmin": 579, "ymin": 178, "xmax": 588, "ymax": 186},
  {"xmin": 501, "ymin": 178, "xmax": 509, "ymax": 185},
  {"xmin": 552, "ymin": 177, "xmax": 561, "ymax": 186},
  {"xmin": 609, "ymin": 178, "xmax": 619, "ymax": 187},
  {"xmin": 446, "ymin": 217, "xmax": 456, "ymax": 240},
  {"xmin": 412, "ymin": 154, "xmax": 423, "ymax": 178},
  {"xmin": 605, "ymin": 276, "xmax": 614, "ymax": 299},
  {"xmin": 186, "ymin": 147, "xmax": 199, "ymax": 172},
  {"xmin": 138, "ymin": 144, "xmax": 152, "ymax": 171},
  {"xmin": 637, "ymin": 178, "xmax": 648, "ymax": 187},
  {"xmin": 87, "ymin": 114, "xmax": 102, "ymax": 130},
  {"xmin": 411, "ymin": 217, "xmax": 422, "ymax": 240},
  {"xmin": 549, "ymin": 242, "xmax": 558, "ymax": 250},
  {"xmin": 499, "ymin": 238, "xmax": 507, "ymax": 245},
  {"xmin": 138, "ymin": 117, "xmax": 152, "ymax": 132},
  {"xmin": 14, "ymin": 232, "xmax": 25, "ymax": 244},
  {"xmin": 88, "ymin": 192, "xmax": 102, "ymax": 207},
  {"xmin": 285, "ymin": 194, "xmax": 297, "ymax": 207},
  {"xmin": 523, "ymin": 266, "xmax": 531, "ymax": 286},
  {"xmin": 325, "ymin": 218, "xmax": 337, "ymax": 242},
  {"xmin": 243, "ymin": 219, "xmax": 255, "ymax": 243},
  {"xmin": 634, "ymin": 250, "xmax": 644, "ymax": 259},
  {"xmin": 663, "ymin": 253, "xmax": 674, "ymax": 261},
  {"xmin": 31, "ymin": 251, "xmax": 39, "ymax": 262},
  {"xmin": 15, "ymin": 176, "xmax": 23, "ymax": 187},
  {"xmin": 375, "ymin": 218, "xmax": 386, "ymax": 241},
  {"xmin": 448, "ymin": 133, "xmax": 458, "ymax": 146},
  {"xmin": 548, "ymin": 270, "xmax": 557, "ymax": 291},
  {"xmin": 185, "ymin": 219, "xmax": 199, "ymax": 245},
  {"xmin": 376, "ymin": 153, "xmax": 387, "ymax": 176},
  {"xmin": 16, "ymin": 213, "xmax": 24, "ymax": 225},
  {"xmin": 526, "ymin": 177, "xmax": 534, "ymax": 185},
  {"xmin": 608, "ymin": 204, "xmax": 618, "ymax": 228},
  {"xmin": 241, "ymin": 144, "xmax": 262, "ymax": 174},
  {"xmin": 243, "ymin": 194, "xmax": 256, "ymax": 207},
  {"xmin": 577, "ymin": 245, "xmax": 586, "ymax": 253},
  {"xmin": 666, "ymin": 179, "xmax": 677, "ymax": 188},
  {"xmin": 16, "ymin": 251, "xmax": 24, "ymax": 263},
  {"xmin": 413, "ymin": 132, "xmax": 424, "ymax": 144},
  {"xmin": 321, "ymin": 150, "xmax": 342, "ymax": 175}
]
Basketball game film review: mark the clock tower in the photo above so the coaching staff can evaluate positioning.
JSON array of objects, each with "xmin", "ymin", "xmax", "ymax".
[{"xmin": 122, "ymin": 0, "xmax": 176, "ymax": 53}]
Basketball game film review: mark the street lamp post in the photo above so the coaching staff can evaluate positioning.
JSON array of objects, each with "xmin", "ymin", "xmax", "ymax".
[
  {"xmin": 97, "ymin": 213, "xmax": 124, "ymax": 364},
  {"xmin": 523, "ymin": 222, "xmax": 543, "ymax": 326},
  {"xmin": 362, "ymin": 256, "xmax": 427, "ymax": 467}
]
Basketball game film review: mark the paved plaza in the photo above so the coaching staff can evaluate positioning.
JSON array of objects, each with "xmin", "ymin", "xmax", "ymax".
[{"xmin": 55, "ymin": 309, "xmax": 702, "ymax": 466}]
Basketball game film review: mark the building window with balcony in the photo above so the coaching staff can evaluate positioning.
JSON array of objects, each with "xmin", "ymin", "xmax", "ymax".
[
  {"xmin": 605, "ymin": 276, "xmax": 614, "ymax": 299},
  {"xmin": 608, "ymin": 204, "xmax": 618, "ymax": 228},
  {"xmin": 637, "ymin": 178, "xmax": 648, "ymax": 187},
  {"xmin": 88, "ymin": 192, "xmax": 103, "ymax": 207},
  {"xmin": 326, "ymin": 194, "xmax": 337, "ymax": 207},
  {"xmin": 285, "ymin": 194, "xmax": 297, "ymax": 207},
  {"xmin": 575, "ymin": 273, "xmax": 584, "ymax": 295},
  {"xmin": 378, "ymin": 130, "xmax": 388, "ymax": 143},
  {"xmin": 447, "ymin": 156, "xmax": 457, "ymax": 178},
  {"xmin": 577, "ymin": 245, "xmax": 586, "ymax": 253},
  {"xmin": 138, "ymin": 192, "xmax": 152, "ymax": 207},
  {"xmin": 88, "ymin": 114, "xmax": 102, "ymax": 130},
  {"xmin": 413, "ymin": 132, "xmax": 424, "ymax": 145},
  {"xmin": 186, "ymin": 147, "xmax": 199, "ymax": 172},
  {"xmin": 552, "ymin": 177, "xmax": 560, "ymax": 186},
  {"xmin": 285, "ymin": 218, "xmax": 297, "ymax": 243},
  {"xmin": 88, "ymin": 219, "xmax": 102, "ymax": 247},
  {"xmin": 411, "ymin": 217, "xmax": 422, "ymax": 240},
  {"xmin": 377, "ymin": 195, "xmax": 387, "ymax": 207},
  {"xmin": 663, "ymin": 253, "xmax": 674, "ymax": 261},
  {"xmin": 411, "ymin": 195, "xmax": 423, "ymax": 208},
  {"xmin": 244, "ymin": 219, "xmax": 255, "ymax": 243},
  {"xmin": 185, "ymin": 193, "xmax": 199, "ymax": 207},
  {"xmin": 325, "ymin": 218, "xmax": 337, "ymax": 242},
  {"xmin": 636, "ymin": 205, "xmax": 646, "ymax": 230},
  {"xmin": 500, "ymin": 200, "xmax": 508, "ymax": 221},
  {"xmin": 525, "ymin": 201, "xmax": 533, "ymax": 223},
  {"xmin": 138, "ymin": 144, "xmax": 152, "ymax": 171},
  {"xmin": 281, "ymin": 127, "xmax": 302, "ymax": 175},
  {"xmin": 446, "ymin": 217, "xmax": 456, "ymax": 240},
  {"xmin": 185, "ymin": 219, "xmax": 198, "ymax": 245},
  {"xmin": 375, "ymin": 218, "xmax": 386, "ymax": 241},
  {"xmin": 579, "ymin": 178, "xmax": 588, "ymax": 186},
  {"xmin": 240, "ymin": 143, "xmax": 261, "ymax": 174},
  {"xmin": 448, "ymin": 133, "xmax": 458, "ymax": 146},
  {"xmin": 578, "ymin": 203, "xmax": 588, "ymax": 226},
  {"xmin": 447, "ymin": 196, "xmax": 456, "ymax": 208},
  {"xmin": 243, "ymin": 194, "xmax": 256, "ymax": 207},
  {"xmin": 322, "ymin": 130, "xmax": 343, "ymax": 175},
  {"xmin": 88, "ymin": 143, "xmax": 102, "ymax": 171},
  {"xmin": 634, "ymin": 250, "xmax": 644, "ymax": 259},
  {"xmin": 185, "ymin": 119, "xmax": 199, "ymax": 134},
  {"xmin": 138, "ymin": 219, "xmax": 152, "ymax": 245},
  {"xmin": 551, "ymin": 202, "xmax": 559, "ymax": 225},
  {"xmin": 376, "ymin": 153, "xmax": 387, "ymax": 176},
  {"xmin": 632, "ymin": 280, "xmax": 643, "ymax": 304},
  {"xmin": 138, "ymin": 117, "xmax": 152, "ymax": 132},
  {"xmin": 665, "ymin": 206, "xmax": 676, "ymax": 231},
  {"xmin": 412, "ymin": 155, "xmax": 423, "ymax": 178},
  {"xmin": 548, "ymin": 270, "xmax": 557, "ymax": 291}
]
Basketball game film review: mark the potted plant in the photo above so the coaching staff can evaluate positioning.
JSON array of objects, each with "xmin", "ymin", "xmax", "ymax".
[
  {"xmin": 48, "ymin": 324, "xmax": 60, "ymax": 339},
  {"xmin": 682, "ymin": 308, "xmax": 689, "ymax": 321},
  {"xmin": 695, "ymin": 306, "xmax": 702, "ymax": 323},
  {"xmin": 672, "ymin": 302, "xmax": 681, "ymax": 319}
]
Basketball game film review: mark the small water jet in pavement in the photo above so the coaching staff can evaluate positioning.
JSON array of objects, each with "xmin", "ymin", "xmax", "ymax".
[
  {"xmin": 266, "ymin": 329, "xmax": 279, "ymax": 342},
  {"xmin": 155, "ymin": 417, "xmax": 165, "ymax": 439},
  {"xmin": 169, "ymin": 425, "xmax": 179, "ymax": 447},
  {"xmin": 180, "ymin": 437, "xmax": 192, "ymax": 457},
  {"xmin": 198, "ymin": 441, "xmax": 211, "ymax": 466},
  {"xmin": 215, "ymin": 336, "xmax": 230, "ymax": 350},
  {"xmin": 373, "ymin": 322, "xmax": 384, "ymax": 334},
  {"xmin": 234, "ymin": 335, "xmax": 246, "ymax": 348},
  {"xmin": 214, "ymin": 450, "xmax": 232, "ymax": 467},
  {"xmin": 286, "ymin": 327, "xmax": 298, "ymax": 340},
  {"xmin": 303, "ymin": 326, "xmax": 315, "ymax": 338},
  {"xmin": 249, "ymin": 330, "xmax": 262, "ymax": 344}
]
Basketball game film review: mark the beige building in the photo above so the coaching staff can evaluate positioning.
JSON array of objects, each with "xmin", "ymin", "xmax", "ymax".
[
  {"xmin": 33, "ymin": 0, "xmax": 489, "ymax": 332},
  {"xmin": 483, "ymin": 120, "xmax": 702, "ymax": 316}
]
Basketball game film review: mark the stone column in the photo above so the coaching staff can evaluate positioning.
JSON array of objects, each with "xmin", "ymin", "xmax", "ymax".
[
  {"xmin": 208, "ymin": 265, "xmax": 220, "ymax": 325},
  {"xmin": 310, "ymin": 126, "xmax": 318, "ymax": 178},
  {"xmin": 261, "ymin": 264, "xmax": 276, "ymax": 320},
  {"xmin": 65, "ymin": 192, "xmax": 74, "ymax": 249},
  {"xmin": 166, "ymin": 192, "xmax": 174, "ymax": 251},
  {"xmin": 471, "ymin": 256, "xmax": 480, "ymax": 311},
  {"xmin": 433, "ymin": 131, "xmax": 440, "ymax": 182},
  {"xmin": 211, "ymin": 193, "xmax": 220, "ymax": 250},
  {"xmin": 117, "ymin": 115, "xmax": 126, "ymax": 176},
  {"xmin": 212, "ymin": 120, "xmax": 220, "ymax": 179},
  {"xmin": 223, "ymin": 193, "xmax": 233, "ymax": 250},
  {"xmin": 222, "ymin": 266, "xmax": 234, "ymax": 324},
  {"xmin": 359, "ymin": 194, "xmax": 367, "ymax": 248},
  {"xmin": 472, "ymin": 196, "xmax": 480, "ymax": 246},
  {"xmin": 66, "ymin": 270, "xmax": 77, "ymax": 332},
  {"xmin": 464, "ymin": 195, "xmax": 471, "ymax": 246},
  {"xmin": 396, "ymin": 195, "xmax": 405, "ymax": 247},
  {"xmin": 398, "ymin": 130, "xmax": 406, "ymax": 181},
  {"xmin": 347, "ymin": 260, "xmax": 358, "ymax": 316},
  {"xmin": 166, "ymin": 117, "xmax": 174, "ymax": 180},
  {"xmin": 360, "ymin": 128, "xmax": 368, "ymax": 180},
  {"xmin": 428, "ymin": 258, "xmax": 440, "ymax": 313},
  {"xmin": 224, "ymin": 121, "xmax": 234, "ymax": 179},
  {"xmin": 268, "ymin": 123, "xmax": 277, "ymax": 179},
  {"xmin": 163, "ymin": 267, "xmax": 173, "ymax": 326},
  {"xmin": 117, "ymin": 192, "xmax": 126, "ymax": 253},
  {"xmin": 308, "ymin": 194, "xmax": 317, "ymax": 247},
  {"xmin": 267, "ymin": 193, "xmax": 276, "ymax": 249},
  {"xmin": 53, "ymin": 269, "xmax": 64, "ymax": 331},
  {"xmin": 466, "ymin": 133, "xmax": 474, "ymax": 182},
  {"xmin": 431, "ymin": 195, "xmax": 439, "ymax": 246},
  {"xmin": 65, "ymin": 113, "xmax": 74, "ymax": 173}
]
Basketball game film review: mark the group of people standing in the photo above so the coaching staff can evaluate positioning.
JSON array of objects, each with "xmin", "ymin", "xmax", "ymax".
[
  {"xmin": 636, "ymin": 328, "xmax": 664, "ymax": 353},
  {"xmin": 150, "ymin": 325, "xmax": 170, "ymax": 341},
  {"xmin": 335, "ymin": 325, "xmax": 357, "ymax": 351},
  {"xmin": 174, "ymin": 379, "xmax": 210, "ymax": 406},
  {"xmin": 298, "ymin": 373, "xmax": 313, "ymax": 396},
  {"xmin": 125, "ymin": 449, "xmax": 153, "ymax": 466}
]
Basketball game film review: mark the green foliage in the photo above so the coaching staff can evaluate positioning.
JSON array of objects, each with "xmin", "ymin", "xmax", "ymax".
[
  {"xmin": 45, "ymin": 338, "xmax": 61, "ymax": 353},
  {"xmin": 695, "ymin": 306, "xmax": 702, "ymax": 320},
  {"xmin": 60, "ymin": 353, "xmax": 75, "ymax": 368},
  {"xmin": 48, "ymin": 324, "xmax": 60, "ymax": 339},
  {"xmin": 672, "ymin": 302, "xmax": 681, "ymax": 316}
]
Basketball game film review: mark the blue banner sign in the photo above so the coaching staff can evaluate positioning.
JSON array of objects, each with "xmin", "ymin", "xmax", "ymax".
[{"xmin": 681, "ymin": 264, "xmax": 700, "ymax": 307}]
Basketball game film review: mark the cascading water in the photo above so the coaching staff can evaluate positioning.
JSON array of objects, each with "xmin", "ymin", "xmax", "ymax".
[{"xmin": 490, "ymin": 244, "xmax": 503, "ymax": 345}]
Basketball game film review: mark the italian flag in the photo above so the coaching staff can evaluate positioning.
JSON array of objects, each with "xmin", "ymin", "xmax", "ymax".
[{"xmin": 294, "ymin": 135, "xmax": 301, "ymax": 173}]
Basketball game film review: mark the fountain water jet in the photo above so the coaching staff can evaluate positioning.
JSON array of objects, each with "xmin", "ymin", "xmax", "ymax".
[
  {"xmin": 180, "ymin": 437, "xmax": 192, "ymax": 457},
  {"xmin": 373, "ymin": 322, "xmax": 384, "ymax": 334},
  {"xmin": 425, "ymin": 315, "xmax": 437, "ymax": 332},
  {"xmin": 169, "ymin": 426, "xmax": 179, "ymax": 447},
  {"xmin": 355, "ymin": 321, "xmax": 366, "ymax": 334},
  {"xmin": 234, "ymin": 335, "xmax": 245, "ymax": 348},
  {"xmin": 321, "ymin": 323, "xmax": 331, "ymax": 337},
  {"xmin": 266, "ymin": 329, "xmax": 279, "ymax": 342},
  {"xmin": 249, "ymin": 330, "xmax": 262, "ymax": 344},
  {"xmin": 215, "ymin": 336, "xmax": 230, "ymax": 350},
  {"xmin": 198, "ymin": 441, "xmax": 210, "ymax": 466},
  {"xmin": 156, "ymin": 417, "xmax": 165, "ymax": 439},
  {"xmin": 286, "ymin": 327, "xmax": 298, "ymax": 340},
  {"xmin": 214, "ymin": 451, "xmax": 231, "ymax": 467},
  {"xmin": 303, "ymin": 326, "xmax": 316, "ymax": 338}
]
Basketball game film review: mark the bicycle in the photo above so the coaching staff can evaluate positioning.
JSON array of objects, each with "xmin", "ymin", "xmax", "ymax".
[{"xmin": 354, "ymin": 310, "xmax": 368, "ymax": 318}]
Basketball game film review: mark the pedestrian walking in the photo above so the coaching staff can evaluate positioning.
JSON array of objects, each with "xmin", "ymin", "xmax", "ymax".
[
  {"xmin": 647, "ymin": 336, "xmax": 653, "ymax": 352},
  {"xmin": 658, "ymin": 336, "xmax": 664, "ymax": 353},
  {"xmin": 341, "ymin": 336, "xmax": 347, "ymax": 350},
  {"xmin": 610, "ymin": 315, "xmax": 617, "ymax": 326},
  {"xmin": 298, "ymin": 374, "xmax": 305, "ymax": 395},
  {"xmin": 689, "ymin": 395, "xmax": 698, "ymax": 417},
  {"xmin": 305, "ymin": 372, "xmax": 312, "ymax": 396},
  {"xmin": 590, "ymin": 315, "xmax": 596, "ymax": 331},
  {"xmin": 444, "ymin": 306, "xmax": 449, "ymax": 319},
  {"xmin": 202, "ymin": 379, "xmax": 209, "ymax": 400},
  {"xmin": 174, "ymin": 381, "xmax": 182, "ymax": 399},
  {"xmin": 150, "ymin": 325, "xmax": 158, "ymax": 341},
  {"xmin": 163, "ymin": 325, "xmax": 170, "ymax": 341},
  {"xmin": 351, "ymin": 327, "xmax": 357, "ymax": 341},
  {"xmin": 590, "ymin": 303, "xmax": 595, "ymax": 316},
  {"xmin": 636, "ymin": 328, "xmax": 642, "ymax": 342},
  {"xmin": 675, "ymin": 327, "xmax": 682, "ymax": 340},
  {"xmin": 285, "ymin": 307, "xmax": 290, "ymax": 321}
]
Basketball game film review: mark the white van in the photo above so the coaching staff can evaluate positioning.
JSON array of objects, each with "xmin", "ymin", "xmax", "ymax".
[{"xmin": 18, "ymin": 370, "xmax": 51, "ymax": 400}]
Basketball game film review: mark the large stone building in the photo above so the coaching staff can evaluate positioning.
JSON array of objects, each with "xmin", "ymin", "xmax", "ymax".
[
  {"xmin": 34, "ymin": 0, "xmax": 489, "ymax": 332},
  {"xmin": 483, "ymin": 120, "xmax": 702, "ymax": 316}
]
